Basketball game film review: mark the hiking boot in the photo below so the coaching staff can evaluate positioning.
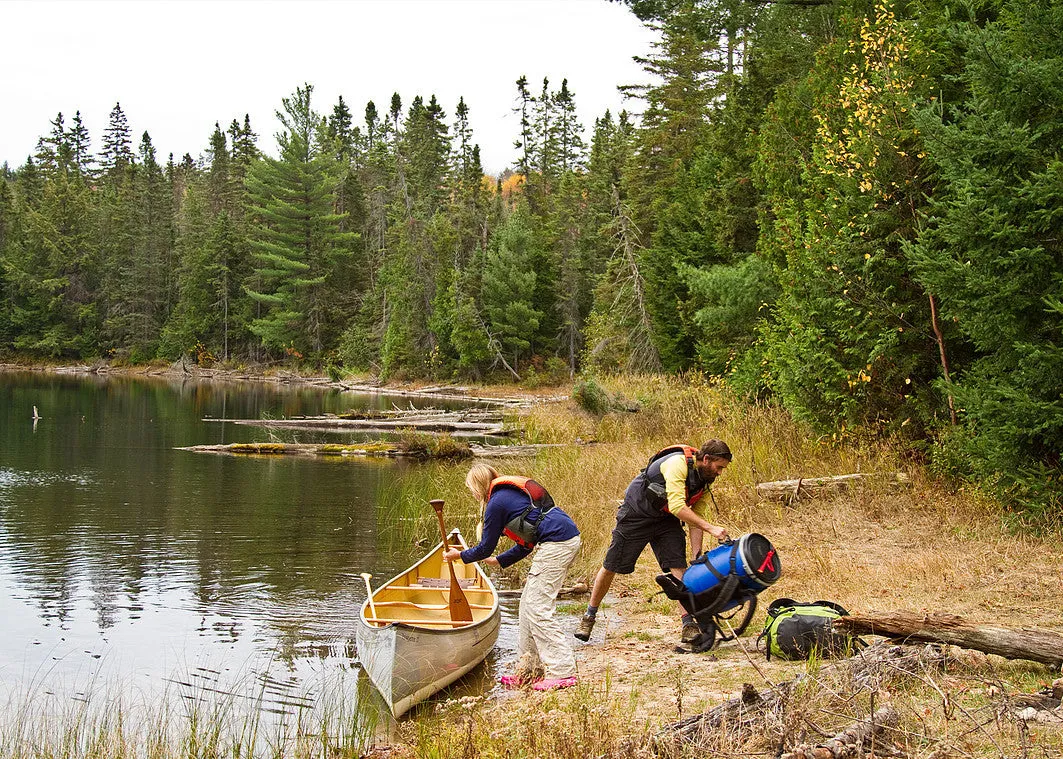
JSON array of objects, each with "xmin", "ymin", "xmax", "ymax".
[
  {"xmin": 681, "ymin": 622, "xmax": 703, "ymax": 644},
  {"xmin": 532, "ymin": 676, "xmax": 578, "ymax": 691},
  {"xmin": 574, "ymin": 614, "xmax": 596, "ymax": 642}
]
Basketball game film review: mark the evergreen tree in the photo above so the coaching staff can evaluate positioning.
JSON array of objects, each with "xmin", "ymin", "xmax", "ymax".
[
  {"xmin": 245, "ymin": 84, "xmax": 355, "ymax": 358},
  {"xmin": 8, "ymin": 154, "xmax": 98, "ymax": 356},
  {"xmin": 68, "ymin": 110, "xmax": 93, "ymax": 176},
  {"xmin": 906, "ymin": 0, "xmax": 1063, "ymax": 511},
  {"xmin": 625, "ymin": 6, "xmax": 725, "ymax": 369},
  {"xmin": 482, "ymin": 208, "xmax": 542, "ymax": 368},
  {"xmin": 99, "ymin": 102, "xmax": 134, "ymax": 178},
  {"xmin": 327, "ymin": 95, "xmax": 355, "ymax": 161}
]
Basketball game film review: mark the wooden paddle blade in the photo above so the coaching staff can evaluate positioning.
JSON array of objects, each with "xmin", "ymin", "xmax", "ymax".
[
  {"xmin": 447, "ymin": 563, "xmax": 474, "ymax": 622},
  {"xmin": 429, "ymin": 498, "xmax": 473, "ymax": 623}
]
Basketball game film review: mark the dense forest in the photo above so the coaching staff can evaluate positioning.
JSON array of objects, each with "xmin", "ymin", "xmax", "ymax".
[{"xmin": 1, "ymin": 0, "xmax": 1060, "ymax": 514}]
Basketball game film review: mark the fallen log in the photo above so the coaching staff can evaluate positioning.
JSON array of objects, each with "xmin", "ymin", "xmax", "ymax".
[
  {"xmin": 835, "ymin": 611, "xmax": 1063, "ymax": 668},
  {"xmin": 655, "ymin": 641, "xmax": 946, "ymax": 749},
  {"xmin": 781, "ymin": 706, "xmax": 903, "ymax": 759},
  {"xmin": 756, "ymin": 472, "xmax": 909, "ymax": 503},
  {"xmin": 202, "ymin": 417, "xmax": 511, "ymax": 436}
]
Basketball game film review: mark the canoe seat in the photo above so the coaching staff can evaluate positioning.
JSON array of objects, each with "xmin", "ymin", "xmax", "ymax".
[
  {"xmin": 387, "ymin": 583, "xmax": 493, "ymax": 594},
  {"xmin": 372, "ymin": 600, "xmax": 495, "ymax": 611}
]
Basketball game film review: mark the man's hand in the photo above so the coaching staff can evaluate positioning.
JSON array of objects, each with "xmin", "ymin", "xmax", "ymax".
[
  {"xmin": 709, "ymin": 525, "xmax": 729, "ymax": 541},
  {"xmin": 443, "ymin": 548, "xmax": 462, "ymax": 563}
]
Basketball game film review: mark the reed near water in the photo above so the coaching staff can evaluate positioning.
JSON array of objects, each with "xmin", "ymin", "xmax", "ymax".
[{"xmin": 3, "ymin": 373, "xmax": 1061, "ymax": 758}]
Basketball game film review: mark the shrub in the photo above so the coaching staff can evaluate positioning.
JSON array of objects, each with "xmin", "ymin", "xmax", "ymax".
[{"xmin": 572, "ymin": 376, "xmax": 613, "ymax": 415}]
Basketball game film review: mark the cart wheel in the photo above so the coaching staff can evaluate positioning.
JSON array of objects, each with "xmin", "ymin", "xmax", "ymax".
[{"xmin": 715, "ymin": 594, "xmax": 757, "ymax": 641}]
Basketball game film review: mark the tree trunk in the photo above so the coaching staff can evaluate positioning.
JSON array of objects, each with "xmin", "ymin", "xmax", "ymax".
[{"xmin": 836, "ymin": 611, "xmax": 1063, "ymax": 668}]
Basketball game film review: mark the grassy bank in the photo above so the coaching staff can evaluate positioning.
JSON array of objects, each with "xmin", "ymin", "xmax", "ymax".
[
  {"xmin": 3, "ymin": 373, "xmax": 1061, "ymax": 758},
  {"xmin": 385, "ymin": 374, "xmax": 1063, "ymax": 758}
]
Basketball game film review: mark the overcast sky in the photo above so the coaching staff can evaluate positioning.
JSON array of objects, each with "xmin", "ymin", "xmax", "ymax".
[{"xmin": 2, "ymin": 0, "xmax": 658, "ymax": 175}]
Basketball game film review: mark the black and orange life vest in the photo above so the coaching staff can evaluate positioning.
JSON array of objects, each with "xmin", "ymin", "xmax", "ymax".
[
  {"xmin": 488, "ymin": 476, "xmax": 556, "ymax": 548},
  {"xmin": 628, "ymin": 444, "xmax": 709, "ymax": 519}
]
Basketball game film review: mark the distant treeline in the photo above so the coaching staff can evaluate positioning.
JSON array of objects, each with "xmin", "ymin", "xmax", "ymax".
[{"xmin": 1, "ymin": 0, "xmax": 1060, "ymax": 514}]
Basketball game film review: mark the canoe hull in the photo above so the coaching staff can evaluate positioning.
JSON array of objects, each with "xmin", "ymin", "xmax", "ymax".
[
  {"xmin": 356, "ymin": 529, "xmax": 500, "ymax": 717},
  {"xmin": 356, "ymin": 607, "xmax": 500, "ymax": 717}
]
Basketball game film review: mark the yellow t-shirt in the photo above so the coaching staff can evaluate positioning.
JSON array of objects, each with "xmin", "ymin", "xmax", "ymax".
[{"xmin": 658, "ymin": 454, "xmax": 707, "ymax": 518}]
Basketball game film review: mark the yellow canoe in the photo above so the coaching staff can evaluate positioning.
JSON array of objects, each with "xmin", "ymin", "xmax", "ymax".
[{"xmin": 356, "ymin": 529, "xmax": 500, "ymax": 717}]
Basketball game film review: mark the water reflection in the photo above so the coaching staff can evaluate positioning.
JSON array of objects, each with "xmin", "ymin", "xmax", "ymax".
[{"xmin": 0, "ymin": 371, "xmax": 518, "ymax": 724}]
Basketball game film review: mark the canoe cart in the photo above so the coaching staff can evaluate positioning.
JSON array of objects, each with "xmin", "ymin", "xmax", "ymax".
[{"xmin": 356, "ymin": 528, "xmax": 500, "ymax": 717}]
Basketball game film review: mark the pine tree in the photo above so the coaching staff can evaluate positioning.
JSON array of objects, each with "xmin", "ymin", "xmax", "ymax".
[
  {"xmin": 327, "ymin": 95, "xmax": 355, "ymax": 161},
  {"xmin": 8, "ymin": 153, "xmax": 98, "ymax": 356},
  {"xmin": 624, "ymin": 6, "xmax": 725, "ymax": 370},
  {"xmin": 245, "ymin": 84, "xmax": 355, "ymax": 358},
  {"xmin": 906, "ymin": 0, "xmax": 1063, "ymax": 510},
  {"xmin": 513, "ymin": 76, "xmax": 534, "ymax": 178}
]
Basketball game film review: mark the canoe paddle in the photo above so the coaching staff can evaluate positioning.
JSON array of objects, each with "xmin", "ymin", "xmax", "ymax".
[
  {"xmin": 430, "ymin": 498, "xmax": 473, "ymax": 623},
  {"xmin": 360, "ymin": 572, "xmax": 377, "ymax": 620}
]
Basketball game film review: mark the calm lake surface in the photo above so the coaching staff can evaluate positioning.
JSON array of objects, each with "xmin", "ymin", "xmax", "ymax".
[{"xmin": 0, "ymin": 371, "xmax": 517, "ymax": 723}]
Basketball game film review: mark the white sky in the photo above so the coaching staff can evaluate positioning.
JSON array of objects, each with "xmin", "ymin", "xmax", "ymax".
[{"xmin": 1, "ymin": 0, "xmax": 658, "ymax": 175}]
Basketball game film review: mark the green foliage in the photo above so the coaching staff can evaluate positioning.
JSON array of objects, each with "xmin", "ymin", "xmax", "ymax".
[
  {"xmin": 572, "ymin": 375, "xmax": 613, "ymax": 415},
  {"xmin": 482, "ymin": 208, "xmax": 542, "ymax": 368},
  {"xmin": 906, "ymin": 0, "xmax": 1063, "ymax": 511},
  {"xmin": 683, "ymin": 254, "xmax": 778, "ymax": 376},
  {"xmin": 245, "ymin": 84, "xmax": 355, "ymax": 359}
]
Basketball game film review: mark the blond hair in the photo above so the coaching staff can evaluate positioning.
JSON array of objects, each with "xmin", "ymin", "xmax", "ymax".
[{"xmin": 465, "ymin": 462, "xmax": 500, "ymax": 505}]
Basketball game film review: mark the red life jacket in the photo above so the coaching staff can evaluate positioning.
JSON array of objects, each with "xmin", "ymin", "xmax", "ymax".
[{"xmin": 488, "ymin": 476, "xmax": 556, "ymax": 548}]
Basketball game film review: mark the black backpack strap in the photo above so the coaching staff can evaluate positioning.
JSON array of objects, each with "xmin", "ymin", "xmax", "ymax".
[{"xmin": 811, "ymin": 600, "xmax": 850, "ymax": 616}]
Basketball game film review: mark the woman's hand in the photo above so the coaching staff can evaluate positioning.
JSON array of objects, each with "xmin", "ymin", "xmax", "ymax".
[
  {"xmin": 484, "ymin": 556, "xmax": 500, "ymax": 568},
  {"xmin": 443, "ymin": 548, "xmax": 463, "ymax": 563}
]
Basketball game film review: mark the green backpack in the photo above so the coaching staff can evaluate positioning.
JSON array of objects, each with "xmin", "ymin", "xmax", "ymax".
[{"xmin": 757, "ymin": 598, "xmax": 865, "ymax": 661}]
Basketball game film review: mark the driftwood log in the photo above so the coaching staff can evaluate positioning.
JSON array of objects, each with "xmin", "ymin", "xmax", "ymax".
[
  {"xmin": 756, "ymin": 472, "xmax": 909, "ymax": 503},
  {"xmin": 836, "ymin": 611, "xmax": 1063, "ymax": 668},
  {"xmin": 655, "ymin": 641, "xmax": 945, "ymax": 751},
  {"xmin": 202, "ymin": 415, "xmax": 511, "ymax": 436}
]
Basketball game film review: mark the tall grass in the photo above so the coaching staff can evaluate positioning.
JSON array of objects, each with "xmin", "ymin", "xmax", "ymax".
[{"xmin": 0, "ymin": 670, "xmax": 384, "ymax": 759}]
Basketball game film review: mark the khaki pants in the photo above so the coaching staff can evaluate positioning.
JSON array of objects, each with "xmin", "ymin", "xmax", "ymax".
[{"xmin": 518, "ymin": 535, "xmax": 581, "ymax": 679}]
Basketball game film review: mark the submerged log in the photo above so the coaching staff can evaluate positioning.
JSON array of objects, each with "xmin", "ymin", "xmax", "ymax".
[
  {"xmin": 756, "ymin": 472, "xmax": 909, "ymax": 503},
  {"xmin": 836, "ymin": 610, "xmax": 1063, "ymax": 668},
  {"xmin": 178, "ymin": 441, "xmax": 565, "ymax": 460}
]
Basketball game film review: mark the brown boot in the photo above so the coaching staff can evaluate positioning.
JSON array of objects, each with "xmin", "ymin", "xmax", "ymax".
[{"xmin": 574, "ymin": 614, "xmax": 596, "ymax": 642}]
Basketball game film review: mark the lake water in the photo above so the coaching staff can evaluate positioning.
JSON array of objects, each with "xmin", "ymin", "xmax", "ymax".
[{"xmin": 0, "ymin": 371, "xmax": 518, "ymax": 729}]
